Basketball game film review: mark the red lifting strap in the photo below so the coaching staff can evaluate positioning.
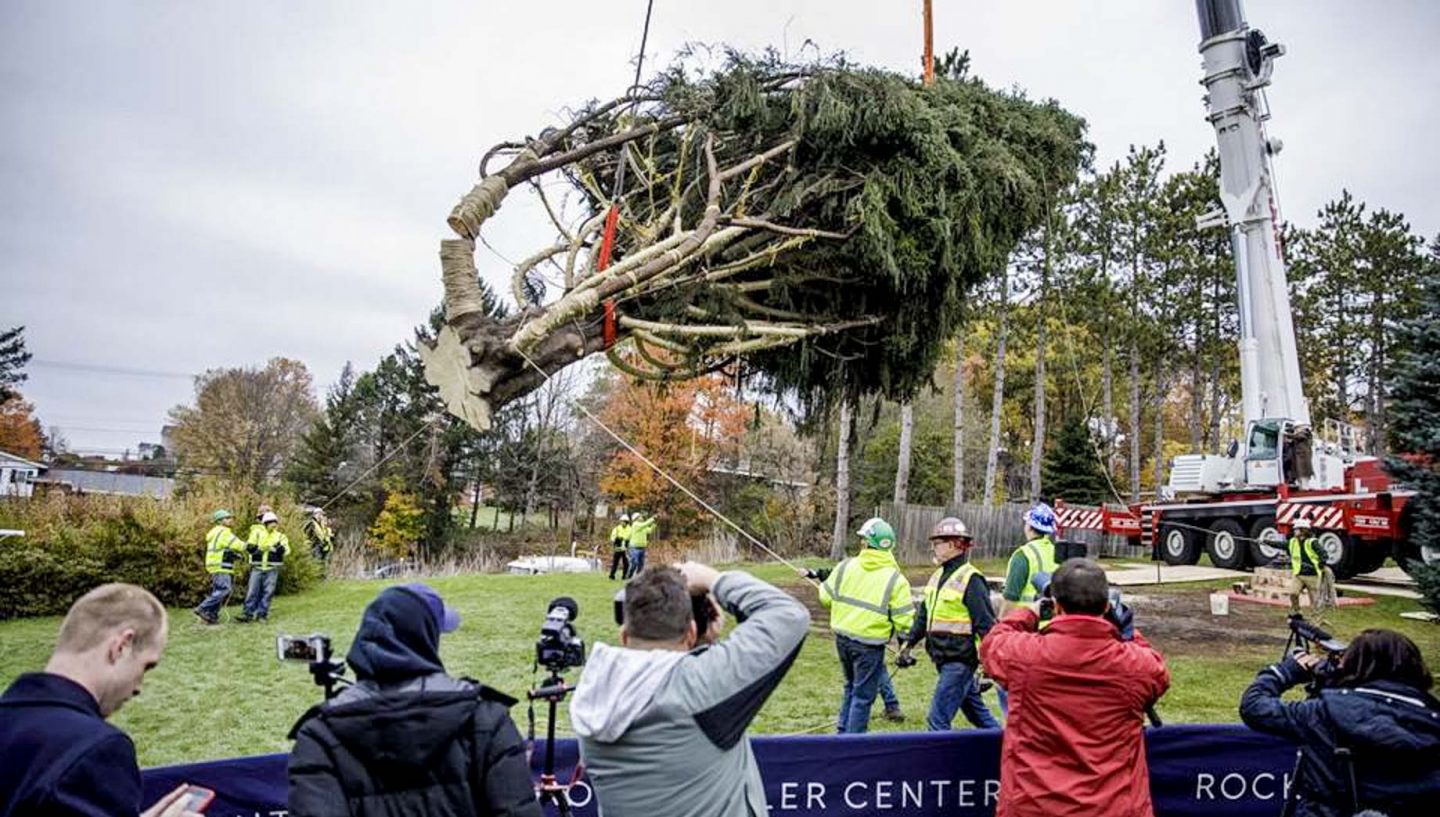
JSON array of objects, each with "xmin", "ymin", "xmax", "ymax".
[{"xmin": 598, "ymin": 204, "xmax": 621, "ymax": 349}]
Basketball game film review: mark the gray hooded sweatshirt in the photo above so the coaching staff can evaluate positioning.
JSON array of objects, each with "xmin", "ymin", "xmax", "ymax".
[{"xmin": 570, "ymin": 571, "xmax": 809, "ymax": 817}]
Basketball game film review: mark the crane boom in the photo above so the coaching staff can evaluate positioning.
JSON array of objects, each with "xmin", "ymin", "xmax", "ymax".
[{"xmin": 1196, "ymin": 0, "xmax": 1308, "ymax": 429}]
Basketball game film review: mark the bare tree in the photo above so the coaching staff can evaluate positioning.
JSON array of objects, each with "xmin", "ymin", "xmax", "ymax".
[
  {"xmin": 951, "ymin": 354, "xmax": 965, "ymax": 506},
  {"xmin": 830, "ymin": 399, "xmax": 853, "ymax": 560},
  {"xmin": 983, "ymin": 270, "xmax": 1009, "ymax": 505},
  {"xmin": 893, "ymin": 402, "xmax": 914, "ymax": 504}
]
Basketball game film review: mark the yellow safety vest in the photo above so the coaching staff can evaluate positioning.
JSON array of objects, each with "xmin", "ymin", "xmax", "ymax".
[
  {"xmin": 247, "ymin": 527, "xmax": 289, "ymax": 571},
  {"xmin": 819, "ymin": 548, "xmax": 915, "ymax": 645},
  {"xmin": 628, "ymin": 517, "xmax": 656, "ymax": 549},
  {"xmin": 1289, "ymin": 536, "xmax": 1323, "ymax": 576},
  {"xmin": 924, "ymin": 563, "xmax": 981, "ymax": 640},
  {"xmin": 1009, "ymin": 536, "xmax": 1058, "ymax": 602},
  {"xmin": 610, "ymin": 523, "xmax": 631, "ymax": 551},
  {"xmin": 205, "ymin": 525, "xmax": 243, "ymax": 574}
]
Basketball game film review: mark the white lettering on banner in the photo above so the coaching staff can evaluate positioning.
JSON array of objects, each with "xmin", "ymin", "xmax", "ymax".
[
  {"xmin": 807, "ymin": 782, "xmax": 827, "ymax": 810},
  {"xmin": 844, "ymin": 782, "xmax": 866, "ymax": 809},
  {"xmin": 779, "ymin": 782, "xmax": 798, "ymax": 810},
  {"xmin": 1196, "ymin": 771, "xmax": 1292, "ymax": 801},
  {"xmin": 929, "ymin": 779, "xmax": 952, "ymax": 806}
]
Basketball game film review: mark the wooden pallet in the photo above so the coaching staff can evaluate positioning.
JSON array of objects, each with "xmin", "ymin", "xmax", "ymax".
[{"xmin": 1228, "ymin": 566, "xmax": 1374, "ymax": 608}]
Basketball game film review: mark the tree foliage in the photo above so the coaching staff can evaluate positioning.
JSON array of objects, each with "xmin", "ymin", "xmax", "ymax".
[
  {"xmin": 168, "ymin": 358, "xmax": 320, "ymax": 489},
  {"xmin": 1041, "ymin": 415, "xmax": 1111, "ymax": 506},
  {"xmin": 0, "ymin": 326, "xmax": 31, "ymax": 403},
  {"xmin": 424, "ymin": 50, "xmax": 1086, "ymax": 430},
  {"xmin": 1385, "ymin": 238, "xmax": 1440, "ymax": 570},
  {"xmin": 0, "ymin": 394, "xmax": 44, "ymax": 460}
]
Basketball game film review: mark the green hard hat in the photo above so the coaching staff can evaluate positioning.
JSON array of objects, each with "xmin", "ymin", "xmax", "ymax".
[
  {"xmin": 856, "ymin": 517, "xmax": 896, "ymax": 550},
  {"xmin": 211, "ymin": 509, "xmax": 234, "ymax": 523}
]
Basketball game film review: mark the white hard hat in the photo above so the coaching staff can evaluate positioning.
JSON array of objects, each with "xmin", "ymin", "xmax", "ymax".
[
  {"xmin": 1292, "ymin": 517, "xmax": 1312, "ymax": 530},
  {"xmin": 261, "ymin": 511, "xmax": 279, "ymax": 524}
]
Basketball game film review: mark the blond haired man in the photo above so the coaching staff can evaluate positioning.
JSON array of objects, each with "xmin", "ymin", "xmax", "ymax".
[{"xmin": 0, "ymin": 584, "xmax": 203, "ymax": 817}]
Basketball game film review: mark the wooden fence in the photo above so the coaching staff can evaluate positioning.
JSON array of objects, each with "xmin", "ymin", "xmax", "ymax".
[{"xmin": 875, "ymin": 501, "xmax": 1147, "ymax": 565}]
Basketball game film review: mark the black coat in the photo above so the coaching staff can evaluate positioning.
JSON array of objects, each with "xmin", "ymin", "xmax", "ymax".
[
  {"xmin": 288, "ymin": 683, "xmax": 541, "ymax": 817},
  {"xmin": 1240, "ymin": 655, "xmax": 1440, "ymax": 817},
  {"xmin": 0, "ymin": 673, "xmax": 143, "ymax": 817}
]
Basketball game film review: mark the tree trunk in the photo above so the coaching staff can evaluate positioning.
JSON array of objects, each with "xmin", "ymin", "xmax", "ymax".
[
  {"xmin": 952, "ymin": 356, "xmax": 965, "ymax": 506},
  {"xmin": 1209, "ymin": 358, "xmax": 1223, "ymax": 453},
  {"xmin": 984, "ymin": 271, "xmax": 1009, "ymax": 505},
  {"xmin": 1129, "ymin": 339, "xmax": 1142, "ymax": 501},
  {"xmin": 894, "ymin": 402, "xmax": 914, "ymax": 504},
  {"xmin": 1102, "ymin": 339, "xmax": 1114, "ymax": 474},
  {"xmin": 1190, "ymin": 340, "xmax": 1204, "ymax": 453},
  {"xmin": 830, "ymin": 399, "xmax": 853, "ymax": 560},
  {"xmin": 1153, "ymin": 364, "xmax": 1167, "ymax": 493},
  {"xmin": 1030, "ymin": 303, "xmax": 1046, "ymax": 502},
  {"xmin": 469, "ymin": 475, "xmax": 481, "ymax": 529}
]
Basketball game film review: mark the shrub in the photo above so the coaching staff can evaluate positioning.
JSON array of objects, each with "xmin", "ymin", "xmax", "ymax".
[{"xmin": 0, "ymin": 482, "xmax": 320, "ymax": 619}]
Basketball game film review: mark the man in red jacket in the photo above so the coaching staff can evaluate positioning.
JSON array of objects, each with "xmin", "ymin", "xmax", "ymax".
[{"xmin": 979, "ymin": 558, "xmax": 1169, "ymax": 817}]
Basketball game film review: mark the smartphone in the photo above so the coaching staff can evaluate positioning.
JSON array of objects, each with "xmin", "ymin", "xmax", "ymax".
[
  {"xmin": 178, "ymin": 785, "xmax": 214, "ymax": 813},
  {"xmin": 276, "ymin": 633, "xmax": 330, "ymax": 662}
]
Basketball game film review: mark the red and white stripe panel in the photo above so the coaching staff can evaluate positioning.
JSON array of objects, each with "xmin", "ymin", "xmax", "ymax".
[
  {"xmin": 1056, "ymin": 506, "xmax": 1105, "ymax": 531},
  {"xmin": 1276, "ymin": 502, "xmax": 1345, "ymax": 530}
]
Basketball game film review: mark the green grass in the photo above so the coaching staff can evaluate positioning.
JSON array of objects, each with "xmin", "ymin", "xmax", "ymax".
[{"xmin": 1, "ymin": 562, "xmax": 1435, "ymax": 767}]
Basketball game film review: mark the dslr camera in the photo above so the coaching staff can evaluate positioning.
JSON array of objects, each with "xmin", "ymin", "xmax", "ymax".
[
  {"xmin": 1285, "ymin": 613, "xmax": 1348, "ymax": 696},
  {"xmin": 612, "ymin": 586, "xmax": 721, "ymax": 639},
  {"xmin": 537, "ymin": 597, "xmax": 585, "ymax": 672}
]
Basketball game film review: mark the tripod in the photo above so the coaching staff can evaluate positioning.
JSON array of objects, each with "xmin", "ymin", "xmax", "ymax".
[{"xmin": 527, "ymin": 667, "xmax": 581, "ymax": 816}]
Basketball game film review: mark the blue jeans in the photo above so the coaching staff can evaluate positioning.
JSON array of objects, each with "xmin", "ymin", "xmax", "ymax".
[
  {"xmin": 879, "ymin": 667, "xmax": 900, "ymax": 710},
  {"xmin": 243, "ymin": 570, "xmax": 279, "ymax": 618},
  {"xmin": 997, "ymin": 684, "xmax": 1009, "ymax": 716},
  {"xmin": 627, "ymin": 547, "xmax": 646, "ymax": 577},
  {"xmin": 196, "ymin": 573, "xmax": 232, "ymax": 619},
  {"xmin": 927, "ymin": 662, "xmax": 1000, "ymax": 731},
  {"xmin": 835, "ymin": 636, "xmax": 887, "ymax": 733}
]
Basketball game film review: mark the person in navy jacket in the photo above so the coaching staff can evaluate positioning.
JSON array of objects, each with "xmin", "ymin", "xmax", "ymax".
[
  {"xmin": 1240, "ymin": 628, "xmax": 1440, "ymax": 817},
  {"xmin": 0, "ymin": 583, "xmax": 201, "ymax": 817}
]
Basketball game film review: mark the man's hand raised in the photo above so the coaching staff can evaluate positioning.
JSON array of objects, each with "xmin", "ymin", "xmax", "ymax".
[{"xmin": 676, "ymin": 561, "xmax": 720, "ymax": 594}]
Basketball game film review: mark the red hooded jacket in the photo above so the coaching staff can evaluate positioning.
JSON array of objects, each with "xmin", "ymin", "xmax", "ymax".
[{"xmin": 980, "ymin": 608, "xmax": 1170, "ymax": 817}]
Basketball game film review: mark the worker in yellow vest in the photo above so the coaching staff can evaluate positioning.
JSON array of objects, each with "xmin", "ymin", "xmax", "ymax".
[
  {"xmin": 608, "ymin": 514, "xmax": 632, "ymax": 580},
  {"xmin": 625, "ymin": 513, "xmax": 657, "ymax": 578},
  {"xmin": 238, "ymin": 511, "xmax": 289, "ymax": 623},
  {"xmin": 819, "ymin": 517, "xmax": 914, "ymax": 733},
  {"xmin": 901, "ymin": 517, "xmax": 1000, "ymax": 730},
  {"xmin": 995, "ymin": 502, "xmax": 1060, "ymax": 714},
  {"xmin": 193, "ymin": 509, "xmax": 246, "ymax": 625},
  {"xmin": 1288, "ymin": 518, "xmax": 1335, "ymax": 614}
]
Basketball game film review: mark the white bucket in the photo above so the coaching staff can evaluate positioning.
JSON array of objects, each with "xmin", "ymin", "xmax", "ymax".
[{"xmin": 1209, "ymin": 592, "xmax": 1230, "ymax": 616}]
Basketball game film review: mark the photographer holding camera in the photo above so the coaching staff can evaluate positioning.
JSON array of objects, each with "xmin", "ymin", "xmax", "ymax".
[
  {"xmin": 979, "ymin": 558, "xmax": 1169, "ymax": 817},
  {"xmin": 570, "ymin": 562, "xmax": 809, "ymax": 817},
  {"xmin": 286, "ymin": 584, "xmax": 540, "ymax": 817},
  {"xmin": 1239, "ymin": 628, "xmax": 1440, "ymax": 817}
]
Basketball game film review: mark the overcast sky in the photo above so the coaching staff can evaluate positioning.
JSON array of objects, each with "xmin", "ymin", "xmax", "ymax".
[{"xmin": 2, "ymin": 0, "xmax": 1437, "ymax": 456}]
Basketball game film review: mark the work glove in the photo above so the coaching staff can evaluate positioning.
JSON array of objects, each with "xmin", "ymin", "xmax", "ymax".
[{"xmin": 895, "ymin": 644, "xmax": 917, "ymax": 669}]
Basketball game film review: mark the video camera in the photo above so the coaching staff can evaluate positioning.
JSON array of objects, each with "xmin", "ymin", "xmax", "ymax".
[
  {"xmin": 277, "ymin": 632, "xmax": 349, "ymax": 700},
  {"xmin": 1284, "ymin": 613, "xmax": 1348, "ymax": 696},
  {"xmin": 537, "ymin": 597, "xmax": 586, "ymax": 672}
]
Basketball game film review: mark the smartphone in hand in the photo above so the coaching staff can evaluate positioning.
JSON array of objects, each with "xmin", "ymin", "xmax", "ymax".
[{"xmin": 178, "ymin": 786, "xmax": 214, "ymax": 813}]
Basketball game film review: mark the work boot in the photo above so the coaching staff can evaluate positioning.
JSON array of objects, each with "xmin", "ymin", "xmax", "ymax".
[
  {"xmin": 191, "ymin": 607, "xmax": 217, "ymax": 625},
  {"xmin": 235, "ymin": 613, "xmax": 253, "ymax": 623},
  {"xmin": 883, "ymin": 705, "xmax": 906, "ymax": 723}
]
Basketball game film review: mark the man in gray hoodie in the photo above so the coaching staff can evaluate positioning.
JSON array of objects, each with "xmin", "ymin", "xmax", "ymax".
[{"xmin": 570, "ymin": 562, "xmax": 809, "ymax": 817}]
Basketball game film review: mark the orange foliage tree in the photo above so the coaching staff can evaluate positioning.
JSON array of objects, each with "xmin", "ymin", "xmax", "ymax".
[
  {"xmin": 0, "ymin": 395, "xmax": 43, "ymax": 459},
  {"xmin": 597, "ymin": 371, "xmax": 749, "ymax": 533}
]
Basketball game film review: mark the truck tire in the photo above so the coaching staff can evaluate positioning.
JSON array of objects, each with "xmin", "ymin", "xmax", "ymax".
[
  {"xmin": 1205, "ymin": 519, "xmax": 1249, "ymax": 570},
  {"xmin": 1352, "ymin": 546, "xmax": 1389, "ymax": 576},
  {"xmin": 1160, "ymin": 525, "xmax": 1200, "ymax": 566},
  {"xmin": 1247, "ymin": 517, "xmax": 1287, "ymax": 568},
  {"xmin": 1317, "ymin": 530, "xmax": 1358, "ymax": 580}
]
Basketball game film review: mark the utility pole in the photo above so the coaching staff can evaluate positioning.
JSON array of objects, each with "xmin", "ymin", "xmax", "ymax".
[{"xmin": 922, "ymin": 0, "xmax": 935, "ymax": 86}]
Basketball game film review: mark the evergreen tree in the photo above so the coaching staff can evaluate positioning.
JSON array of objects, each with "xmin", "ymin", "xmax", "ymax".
[
  {"xmin": 1041, "ymin": 415, "xmax": 1111, "ymax": 506},
  {"xmin": 286, "ymin": 363, "xmax": 360, "ymax": 506},
  {"xmin": 0, "ymin": 326, "xmax": 31, "ymax": 403},
  {"xmin": 1386, "ymin": 236, "xmax": 1440, "ymax": 573}
]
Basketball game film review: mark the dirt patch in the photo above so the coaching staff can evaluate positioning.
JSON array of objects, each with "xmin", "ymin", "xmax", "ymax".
[{"xmin": 780, "ymin": 575, "xmax": 1290, "ymax": 658}]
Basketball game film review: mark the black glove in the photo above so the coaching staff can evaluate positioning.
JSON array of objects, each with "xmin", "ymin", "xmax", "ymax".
[{"xmin": 1106, "ymin": 601, "xmax": 1135, "ymax": 641}]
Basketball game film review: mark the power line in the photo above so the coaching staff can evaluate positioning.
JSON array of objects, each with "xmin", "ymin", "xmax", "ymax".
[{"xmin": 31, "ymin": 359, "xmax": 194, "ymax": 380}]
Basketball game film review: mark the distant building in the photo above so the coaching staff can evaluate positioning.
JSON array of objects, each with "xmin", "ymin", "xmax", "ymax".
[
  {"xmin": 35, "ymin": 468, "xmax": 174, "ymax": 499},
  {"xmin": 0, "ymin": 449, "xmax": 43, "ymax": 498}
]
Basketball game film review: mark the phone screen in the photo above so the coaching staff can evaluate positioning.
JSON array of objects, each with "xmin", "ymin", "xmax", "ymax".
[
  {"xmin": 179, "ymin": 785, "xmax": 214, "ymax": 812},
  {"xmin": 276, "ymin": 636, "xmax": 319, "ymax": 662}
]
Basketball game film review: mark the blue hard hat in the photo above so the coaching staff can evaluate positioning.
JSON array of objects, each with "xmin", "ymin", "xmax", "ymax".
[{"xmin": 1023, "ymin": 503, "xmax": 1057, "ymax": 535}]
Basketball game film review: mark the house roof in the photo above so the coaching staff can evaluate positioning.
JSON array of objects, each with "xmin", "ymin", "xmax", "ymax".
[
  {"xmin": 38, "ymin": 468, "xmax": 174, "ymax": 499},
  {"xmin": 0, "ymin": 449, "xmax": 43, "ymax": 470}
]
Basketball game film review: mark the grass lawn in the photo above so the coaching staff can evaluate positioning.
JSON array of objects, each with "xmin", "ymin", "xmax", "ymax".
[{"xmin": 1, "ymin": 559, "xmax": 1435, "ymax": 767}]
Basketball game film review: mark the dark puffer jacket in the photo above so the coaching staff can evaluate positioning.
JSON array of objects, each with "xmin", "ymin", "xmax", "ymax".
[
  {"xmin": 1240, "ymin": 655, "xmax": 1440, "ymax": 817},
  {"xmin": 287, "ymin": 587, "xmax": 541, "ymax": 817}
]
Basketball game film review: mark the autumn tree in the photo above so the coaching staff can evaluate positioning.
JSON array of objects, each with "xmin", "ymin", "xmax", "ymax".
[
  {"xmin": 169, "ymin": 357, "xmax": 320, "ymax": 489},
  {"xmin": 0, "ymin": 395, "xmax": 44, "ymax": 459},
  {"xmin": 597, "ymin": 366, "xmax": 749, "ymax": 533}
]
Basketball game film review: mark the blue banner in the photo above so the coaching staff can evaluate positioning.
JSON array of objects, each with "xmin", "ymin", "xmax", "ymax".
[{"xmin": 143, "ymin": 725, "xmax": 1296, "ymax": 817}]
